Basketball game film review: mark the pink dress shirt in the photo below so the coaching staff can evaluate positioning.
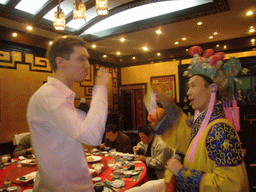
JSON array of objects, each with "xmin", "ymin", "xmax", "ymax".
[{"xmin": 27, "ymin": 77, "xmax": 108, "ymax": 192}]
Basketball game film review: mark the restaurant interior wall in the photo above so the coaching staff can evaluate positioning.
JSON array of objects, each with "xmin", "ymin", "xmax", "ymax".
[
  {"xmin": 121, "ymin": 60, "xmax": 181, "ymax": 103},
  {"xmin": 0, "ymin": 40, "xmax": 120, "ymax": 148}
]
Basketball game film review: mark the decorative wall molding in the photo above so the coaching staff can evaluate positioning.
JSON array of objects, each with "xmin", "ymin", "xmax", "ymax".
[{"xmin": 0, "ymin": 50, "xmax": 52, "ymax": 72}]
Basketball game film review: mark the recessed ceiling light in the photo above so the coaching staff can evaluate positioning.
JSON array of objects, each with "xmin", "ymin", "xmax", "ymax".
[
  {"xmin": 49, "ymin": 41, "xmax": 53, "ymax": 45},
  {"xmin": 157, "ymin": 53, "xmax": 161, "ymax": 56},
  {"xmin": 214, "ymin": 32, "xmax": 218, "ymax": 35},
  {"xmin": 132, "ymin": 57, "xmax": 136, "ymax": 60},
  {"xmin": 143, "ymin": 47, "xmax": 148, "ymax": 51},
  {"xmin": 117, "ymin": 52, "xmax": 121, "ymax": 55},
  {"xmin": 156, "ymin": 30, "xmax": 162, "ymax": 34},
  {"xmin": 246, "ymin": 10, "xmax": 254, "ymax": 16},
  {"xmin": 251, "ymin": 38, "xmax": 255, "ymax": 44},
  {"xmin": 174, "ymin": 41, "xmax": 179, "ymax": 45},
  {"xmin": 182, "ymin": 37, "xmax": 187, "ymax": 41},
  {"xmin": 103, "ymin": 55, "xmax": 107, "ymax": 58},
  {"xmin": 12, "ymin": 33, "xmax": 17, "ymax": 37},
  {"xmin": 249, "ymin": 26, "xmax": 255, "ymax": 33},
  {"xmin": 224, "ymin": 45, "xmax": 227, "ymax": 49},
  {"xmin": 209, "ymin": 36, "xmax": 213, "ymax": 39},
  {"xmin": 197, "ymin": 22, "xmax": 202, "ymax": 25},
  {"xmin": 216, "ymin": 44, "xmax": 220, "ymax": 47},
  {"xmin": 120, "ymin": 38, "xmax": 125, "ymax": 42},
  {"xmin": 27, "ymin": 26, "xmax": 33, "ymax": 31},
  {"xmin": 92, "ymin": 44, "xmax": 96, "ymax": 48},
  {"xmin": 186, "ymin": 49, "xmax": 189, "ymax": 52}
]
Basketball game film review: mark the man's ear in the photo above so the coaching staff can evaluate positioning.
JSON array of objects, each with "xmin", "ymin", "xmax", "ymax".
[{"xmin": 55, "ymin": 57, "xmax": 65, "ymax": 69}]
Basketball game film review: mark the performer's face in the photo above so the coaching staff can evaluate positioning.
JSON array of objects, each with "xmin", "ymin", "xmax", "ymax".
[{"xmin": 187, "ymin": 75, "xmax": 211, "ymax": 112}]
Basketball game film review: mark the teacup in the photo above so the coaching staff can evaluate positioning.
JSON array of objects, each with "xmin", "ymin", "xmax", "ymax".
[
  {"xmin": 94, "ymin": 166, "xmax": 102, "ymax": 175},
  {"xmin": 93, "ymin": 182, "xmax": 104, "ymax": 192},
  {"xmin": 127, "ymin": 154, "xmax": 134, "ymax": 161}
]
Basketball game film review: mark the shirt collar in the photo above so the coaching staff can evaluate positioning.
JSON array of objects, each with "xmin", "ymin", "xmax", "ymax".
[{"xmin": 47, "ymin": 77, "xmax": 75, "ymax": 99}]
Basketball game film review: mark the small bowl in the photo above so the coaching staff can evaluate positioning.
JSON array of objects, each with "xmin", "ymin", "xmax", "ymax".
[
  {"xmin": 124, "ymin": 171, "xmax": 132, "ymax": 178},
  {"xmin": 89, "ymin": 168, "xmax": 95, "ymax": 174},
  {"xmin": 92, "ymin": 177, "xmax": 101, "ymax": 183},
  {"xmin": 91, "ymin": 163, "xmax": 104, "ymax": 168},
  {"xmin": 105, "ymin": 147, "xmax": 110, "ymax": 151}
]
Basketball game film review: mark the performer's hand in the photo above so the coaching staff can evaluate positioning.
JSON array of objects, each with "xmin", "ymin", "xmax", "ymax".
[{"xmin": 165, "ymin": 158, "xmax": 183, "ymax": 176}]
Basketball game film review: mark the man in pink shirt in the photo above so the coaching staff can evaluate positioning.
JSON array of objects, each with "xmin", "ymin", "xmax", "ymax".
[{"xmin": 27, "ymin": 35, "xmax": 110, "ymax": 191}]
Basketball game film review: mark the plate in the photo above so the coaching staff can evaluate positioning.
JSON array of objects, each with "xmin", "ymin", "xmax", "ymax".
[
  {"xmin": 16, "ymin": 171, "xmax": 37, "ymax": 182},
  {"xmin": 86, "ymin": 156, "xmax": 102, "ymax": 163},
  {"xmin": 131, "ymin": 171, "xmax": 140, "ymax": 175},
  {"xmin": 20, "ymin": 159, "xmax": 36, "ymax": 165},
  {"xmin": 91, "ymin": 163, "xmax": 104, "ymax": 168}
]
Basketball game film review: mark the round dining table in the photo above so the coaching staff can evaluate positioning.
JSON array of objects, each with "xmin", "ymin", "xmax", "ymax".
[{"xmin": 0, "ymin": 155, "xmax": 149, "ymax": 191}]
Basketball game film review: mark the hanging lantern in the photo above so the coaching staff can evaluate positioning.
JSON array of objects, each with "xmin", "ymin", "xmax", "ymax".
[
  {"xmin": 96, "ymin": 0, "xmax": 108, "ymax": 15},
  {"xmin": 53, "ymin": 1, "xmax": 65, "ymax": 30},
  {"xmin": 73, "ymin": 0, "xmax": 86, "ymax": 21}
]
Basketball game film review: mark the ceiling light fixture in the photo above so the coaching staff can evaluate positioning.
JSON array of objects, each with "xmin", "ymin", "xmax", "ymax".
[
  {"xmin": 174, "ymin": 41, "xmax": 179, "ymax": 45},
  {"xmin": 73, "ymin": 0, "xmax": 86, "ymax": 21},
  {"xmin": 53, "ymin": 0, "xmax": 65, "ymax": 30},
  {"xmin": 197, "ymin": 22, "xmax": 202, "ymax": 25},
  {"xmin": 27, "ymin": 26, "xmax": 33, "ymax": 31},
  {"xmin": 92, "ymin": 44, "xmax": 96, "ymax": 48},
  {"xmin": 132, "ymin": 57, "xmax": 136, "ymax": 60},
  {"xmin": 103, "ymin": 55, "xmax": 107, "ymax": 58},
  {"xmin": 209, "ymin": 36, "xmax": 213, "ymax": 39},
  {"xmin": 249, "ymin": 26, "xmax": 255, "ymax": 33},
  {"xmin": 12, "ymin": 33, "xmax": 17, "ymax": 37},
  {"xmin": 157, "ymin": 53, "xmax": 161, "ymax": 56},
  {"xmin": 182, "ymin": 37, "xmax": 187, "ymax": 41},
  {"xmin": 96, "ymin": 0, "xmax": 108, "ymax": 15},
  {"xmin": 156, "ymin": 30, "xmax": 162, "ymax": 34},
  {"xmin": 214, "ymin": 32, "xmax": 218, "ymax": 35},
  {"xmin": 117, "ymin": 52, "xmax": 120, "ymax": 55},
  {"xmin": 143, "ymin": 47, "xmax": 148, "ymax": 51},
  {"xmin": 120, "ymin": 38, "xmax": 125, "ymax": 42},
  {"xmin": 246, "ymin": 10, "xmax": 254, "ymax": 16}
]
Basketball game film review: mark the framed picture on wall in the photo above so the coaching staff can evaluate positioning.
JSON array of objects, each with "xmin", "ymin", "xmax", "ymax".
[{"xmin": 150, "ymin": 75, "xmax": 176, "ymax": 102}]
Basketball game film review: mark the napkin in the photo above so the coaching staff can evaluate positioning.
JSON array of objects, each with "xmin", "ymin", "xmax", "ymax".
[{"xmin": 111, "ymin": 180, "xmax": 125, "ymax": 188}]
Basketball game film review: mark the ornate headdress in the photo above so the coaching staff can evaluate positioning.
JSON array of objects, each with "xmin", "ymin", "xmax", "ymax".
[{"xmin": 183, "ymin": 46, "xmax": 248, "ymax": 101}]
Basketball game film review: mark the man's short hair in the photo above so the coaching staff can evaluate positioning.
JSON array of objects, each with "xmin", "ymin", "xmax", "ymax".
[
  {"xmin": 106, "ymin": 123, "xmax": 118, "ymax": 133},
  {"xmin": 138, "ymin": 124, "xmax": 155, "ymax": 136},
  {"xmin": 46, "ymin": 35, "xmax": 87, "ymax": 72}
]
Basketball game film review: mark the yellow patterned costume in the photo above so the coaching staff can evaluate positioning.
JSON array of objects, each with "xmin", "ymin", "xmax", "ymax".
[{"xmin": 161, "ymin": 103, "xmax": 249, "ymax": 191}]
